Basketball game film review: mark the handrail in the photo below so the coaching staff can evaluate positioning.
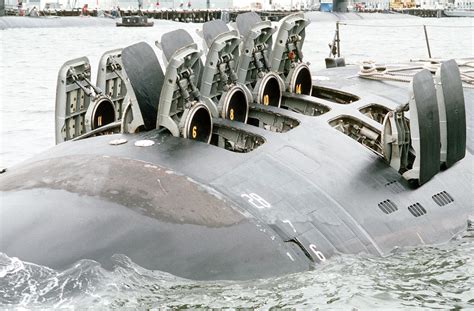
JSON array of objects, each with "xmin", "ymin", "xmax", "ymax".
[
  {"xmin": 333, "ymin": 22, "xmax": 473, "ymax": 59},
  {"xmin": 337, "ymin": 23, "xmax": 473, "ymax": 28}
]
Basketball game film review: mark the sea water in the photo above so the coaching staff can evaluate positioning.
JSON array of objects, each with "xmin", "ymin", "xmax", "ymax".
[{"xmin": 0, "ymin": 16, "xmax": 473, "ymax": 309}]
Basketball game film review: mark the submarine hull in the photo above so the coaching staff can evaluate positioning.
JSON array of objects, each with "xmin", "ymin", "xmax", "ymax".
[
  {"xmin": 0, "ymin": 152, "xmax": 308, "ymax": 280},
  {"xmin": 1, "ymin": 65, "xmax": 473, "ymax": 280}
]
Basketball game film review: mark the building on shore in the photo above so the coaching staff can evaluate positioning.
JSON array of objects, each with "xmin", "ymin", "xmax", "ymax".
[
  {"xmin": 4, "ymin": 0, "xmax": 319, "ymax": 10},
  {"xmin": 354, "ymin": 0, "xmax": 468, "ymax": 9},
  {"xmin": 4, "ymin": 0, "xmax": 40, "ymax": 10},
  {"xmin": 412, "ymin": 0, "xmax": 449, "ymax": 8},
  {"xmin": 3, "ymin": 0, "xmax": 471, "ymax": 11},
  {"xmin": 350, "ymin": 0, "xmax": 390, "ymax": 10},
  {"xmin": 390, "ymin": 0, "xmax": 473, "ymax": 8},
  {"xmin": 452, "ymin": 0, "xmax": 472, "ymax": 8},
  {"xmin": 389, "ymin": 0, "xmax": 415, "ymax": 8}
]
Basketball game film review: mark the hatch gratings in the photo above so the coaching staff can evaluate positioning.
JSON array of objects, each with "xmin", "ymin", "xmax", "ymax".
[
  {"xmin": 378, "ymin": 200, "xmax": 398, "ymax": 214},
  {"xmin": 432, "ymin": 191, "xmax": 454, "ymax": 207},
  {"xmin": 385, "ymin": 180, "xmax": 405, "ymax": 194},
  {"xmin": 408, "ymin": 203, "xmax": 427, "ymax": 217}
]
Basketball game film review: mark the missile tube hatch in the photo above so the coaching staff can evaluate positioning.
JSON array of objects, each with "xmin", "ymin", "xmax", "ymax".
[
  {"xmin": 55, "ymin": 57, "xmax": 118, "ymax": 144},
  {"xmin": 96, "ymin": 49, "xmax": 127, "ymax": 120},
  {"xmin": 271, "ymin": 12, "xmax": 313, "ymax": 96},
  {"xmin": 157, "ymin": 43, "xmax": 213, "ymax": 143},
  {"xmin": 199, "ymin": 29, "xmax": 250, "ymax": 123},
  {"xmin": 235, "ymin": 13, "xmax": 285, "ymax": 108}
]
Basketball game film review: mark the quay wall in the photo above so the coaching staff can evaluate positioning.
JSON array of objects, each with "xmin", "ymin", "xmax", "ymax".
[{"xmin": 0, "ymin": 10, "xmax": 422, "ymax": 30}]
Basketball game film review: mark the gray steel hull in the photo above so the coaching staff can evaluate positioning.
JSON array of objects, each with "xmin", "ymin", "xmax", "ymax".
[{"xmin": 1, "ymin": 66, "xmax": 472, "ymax": 280}]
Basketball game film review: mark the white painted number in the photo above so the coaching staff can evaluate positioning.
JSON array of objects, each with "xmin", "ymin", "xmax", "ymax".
[
  {"xmin": 309, "ymin": 244, "xmax": 327, "ymax": 262},
  {"xmin": 241, "ymin": 193, "xmax": 271, "ymax": 209}
]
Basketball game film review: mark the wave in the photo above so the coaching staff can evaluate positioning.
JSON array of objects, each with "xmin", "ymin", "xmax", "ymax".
[
  {"xmin": 0, "ymin": 253, "xmax": 183, "ymax": 308},
  {"xmin": 1, "ymin": 237, "xmax": 473, "ymax": 309}
]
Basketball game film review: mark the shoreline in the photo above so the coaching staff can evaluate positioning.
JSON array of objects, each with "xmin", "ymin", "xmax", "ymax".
[{"xmin": 0, "ymin": 12, "xmax": 422, "ymax": 30}]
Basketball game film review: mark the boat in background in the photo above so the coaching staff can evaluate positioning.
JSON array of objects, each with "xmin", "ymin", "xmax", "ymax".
[
  {"xmin": 444, "ymin": 9, "xmax": 474, "ymax": 17},
  {"xmin": 444, "ymin": 0, "xmax": 474, "ymax": 17},
  {"xmin": 116, "ymin": 14, "xmax": 153, "ymax": 27}
]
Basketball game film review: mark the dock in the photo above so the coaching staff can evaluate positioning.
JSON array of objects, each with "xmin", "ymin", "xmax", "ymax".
[
  {"xmin": 392, "ymin": 8, "xmax": 444, "ymax": 18},
  {"xmin": 3, "ymin": 7, "xmax": 466, "ymax": 22},
  {"xmin": 3, "ymin": 8, "xmax": 301, "ymax": 23}
]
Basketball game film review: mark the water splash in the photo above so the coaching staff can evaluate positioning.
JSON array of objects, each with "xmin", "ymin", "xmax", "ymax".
[{"xmin": 1, "ymin": 237, "xmax": 473, "ymax": 309}]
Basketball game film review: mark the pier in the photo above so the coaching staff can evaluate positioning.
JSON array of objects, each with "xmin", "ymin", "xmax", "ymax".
[
  {"xmin": 392, "ymin": 8, "xmax": 444, "ymax": 18},
  {"xmin": 2, "ymin": 7, "xmax": 467, "ymax": 21},
  {"xmin": 3, "ymin": 8, "xmax": 301, "ymax": 22}
]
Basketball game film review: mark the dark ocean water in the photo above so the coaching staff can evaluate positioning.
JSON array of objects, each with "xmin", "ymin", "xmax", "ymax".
[{"xmin": 0, "ymin": 16, "xmax": 473, "ymax": 309}]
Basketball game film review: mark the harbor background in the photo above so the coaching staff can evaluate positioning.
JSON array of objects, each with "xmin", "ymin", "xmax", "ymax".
[
  {"xmin": 0, "ymin": 16, "xmax": 473, "ymax": 308},
  {"xmin": 2, "ymin": 0, "xmax": 473, "ymax": 14}
]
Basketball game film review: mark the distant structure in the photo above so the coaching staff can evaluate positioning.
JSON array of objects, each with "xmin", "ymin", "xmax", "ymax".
[
  {"xmin": 351, "ymin": 0, "xmax": 466, "ymax": 10},
  {"xmin": 454, "ymin": 0, "xmax": 473, "ymax": 9},
  {"xmin": 333, "ymin": 0, "xmax": 349, "ymax": 11},
  {"xmin": 390, "ymin": 0, "xmax": 415, "ymax": 8},
  {"xmin": 7, "ymin": 0, "xmax": 236, "ymax": 10},
  {"xmin": 4, "ymin": 0, "xmax": 464, "ymax": 12},
  {"xmin": 2, "ymin": 0, "xmax": 316, "ymax": 10}
]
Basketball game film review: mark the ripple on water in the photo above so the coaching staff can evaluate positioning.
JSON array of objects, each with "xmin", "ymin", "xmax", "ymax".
[{"xmin": 0, "ymin": 237, "xmax": 473, "ymax": 309}]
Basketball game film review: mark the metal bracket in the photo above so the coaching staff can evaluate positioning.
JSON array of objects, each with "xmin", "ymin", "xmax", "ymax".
[
  {"xmin": 200, "ymin": 20, "xmax": 251, "ymax": 122},
  {"xmin": 55, "ymin": 57, "xmax": 92, "ymax": 143},
  {"xmin": 157, "ymin": 30, "xmax": 213, "ymax": 143},
  {"xmin": 97, "ymin": 48, "xmax": 127, "ymax": 120}
]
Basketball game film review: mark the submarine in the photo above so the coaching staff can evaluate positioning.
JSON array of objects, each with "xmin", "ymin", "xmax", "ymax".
[{"xmin": 1, "ymin": 12, "xmax": 472, "ymax": 281}]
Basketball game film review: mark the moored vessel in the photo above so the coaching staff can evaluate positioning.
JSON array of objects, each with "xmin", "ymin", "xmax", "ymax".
[{"xmin": 116, "ymin": 15, "xmax": 153, "ymax": 27}]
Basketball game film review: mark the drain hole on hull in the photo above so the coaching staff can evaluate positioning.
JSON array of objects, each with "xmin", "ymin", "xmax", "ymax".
[
  {"xmin": 408, "ymin": 203, "xmax": 427, "ymax": 217},
  {"xmin": 378, "ymin": 200, "xmax": 398, "ymax": 214},
  {"xmin": 312, "ymin": 85, "xmax": 359, "ymax": 105},
  {"xmin": 210, "ymin": 122, "xmax": 265, "ymax": 153},
  {"xmin": 432, "ymin": 191, "xmax": 454, "ymax": 207},
  {"xmin": 360, "ymin": 104, "xmax": 391, "ymax": 124},
  {"xmin": 385, "ymin": 180, "xmax": 405, "ymax": 194}
]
